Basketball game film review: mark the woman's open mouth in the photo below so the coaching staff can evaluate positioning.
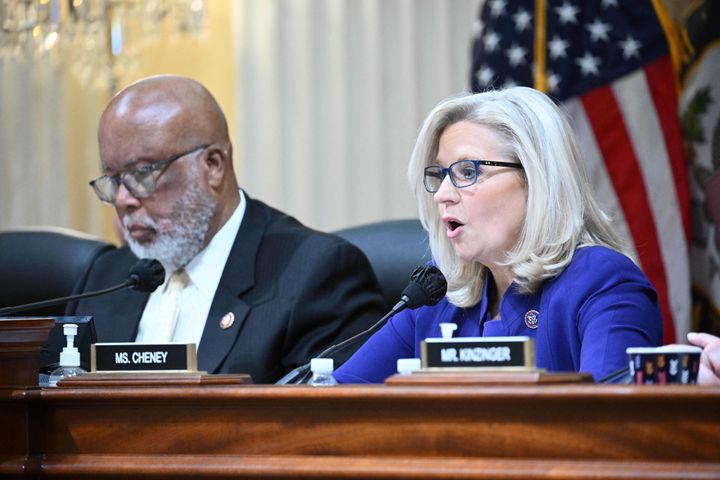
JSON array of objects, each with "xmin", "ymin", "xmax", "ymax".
[{"xmin": 443, "ymin": 217, "xmax": 465, "ymax": 238}]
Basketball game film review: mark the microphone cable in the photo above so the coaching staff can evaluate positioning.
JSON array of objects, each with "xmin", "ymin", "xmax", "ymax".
[
  {"xmin": 0, "ymin": 259, "xmax": 165, "ymax": 316},
  {"xmin": 598, "ymin": 366, "xmax": 633, "ymax": 384},
  {"xmin": 275, "ymin": 265, "xmax": 447, "ymax": 385}
]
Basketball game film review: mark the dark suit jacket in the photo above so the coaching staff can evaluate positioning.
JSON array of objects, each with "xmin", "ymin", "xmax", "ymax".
[{"xmin": 65, "ymin": 195, "xmax": 387, "ymax": 383}]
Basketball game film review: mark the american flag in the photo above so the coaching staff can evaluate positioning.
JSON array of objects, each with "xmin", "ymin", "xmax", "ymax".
[{"xmin": 470, "ymin": 0, "xmax": 690, "ymax": 343}]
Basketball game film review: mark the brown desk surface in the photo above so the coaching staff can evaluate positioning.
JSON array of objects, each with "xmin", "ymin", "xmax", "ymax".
[{"xmin": 2, "ymin": 379, "xmax": 719, "ymax": 479}]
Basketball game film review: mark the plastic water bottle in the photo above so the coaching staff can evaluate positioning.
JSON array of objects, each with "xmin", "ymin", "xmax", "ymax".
[
  {"xmin": 308, "ymin": 358, "xmax": 338, "ymax": 386},
  {"xmin": 48, "ymin": 323, "xmax": 87, "ymax": 387},
  {"xmin": 397, "ymin": 358, "xmax": 422, "ymax": 375}
]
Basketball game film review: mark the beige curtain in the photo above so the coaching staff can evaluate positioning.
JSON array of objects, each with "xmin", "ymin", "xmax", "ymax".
[
  {"xmin": 232, "ymin": 0, "xmax": 480, "ymax": 231},
  {"xmin": 0, "ymin": 54, "xmax": 108, "ymax": 237}
]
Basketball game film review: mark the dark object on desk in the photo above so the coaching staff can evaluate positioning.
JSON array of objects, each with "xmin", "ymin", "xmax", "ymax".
[
  {"xmin": 334, "ymin": 219, "xmax": 431, "ymax": 310},
  {"xmin": 92, "ymin": 342, "xmax": 196, "ymax": 373},
  {"xmin": 0, "ymin": 227, "xmax": 115, "ymax": 317},
  {"xmin": 421, "ymin": 336, "xmax": 536, "ymax": 370},
  {"xmin": 38, "ymin": 316, "xmax": 96, "ymax": 377}
]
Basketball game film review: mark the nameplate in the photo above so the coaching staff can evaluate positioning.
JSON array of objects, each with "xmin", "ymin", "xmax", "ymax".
[
  {"xmin": 421, "ymin": 336, "xmax": 536, "ymax": 370},
  {"xmin": 91, "ymin": 343, "xmax": 197, "ymax": 373}
]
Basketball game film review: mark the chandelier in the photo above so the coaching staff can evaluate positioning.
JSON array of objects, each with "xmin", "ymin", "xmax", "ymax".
[{"xmin": 0, "ymin": 0, "xmax": 205, "ymax": 91}]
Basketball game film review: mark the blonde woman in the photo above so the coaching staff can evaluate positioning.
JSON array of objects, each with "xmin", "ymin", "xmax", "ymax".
[{"xmin": 335, "ymin": 87, "xmax": 662, "ymax": 383}]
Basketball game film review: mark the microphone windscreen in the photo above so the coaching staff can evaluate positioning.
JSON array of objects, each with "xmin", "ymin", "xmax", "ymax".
[
  {"xmin": 401, "ymin": 265, "xmax": 447, "ymax": 309},
  {"xmin": 127, "ymin": 259, "xmax": 166, "ymax": 292}
]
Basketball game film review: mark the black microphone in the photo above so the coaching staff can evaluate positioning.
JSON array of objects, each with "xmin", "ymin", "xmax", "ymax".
[
  {"xmin": 0, "ymin": 258, "xmax": 165, "ymax": 316},
  {"xmin": 392, "ymin": 264, "xmax": 448, "ymax": 311},
  {"xmin": 276, "ymin": 265, "xmax": 447, "ymax": 385},
  {"xmin": 127, "ymin": 258, "xmax": 166, "ymax": 292}
]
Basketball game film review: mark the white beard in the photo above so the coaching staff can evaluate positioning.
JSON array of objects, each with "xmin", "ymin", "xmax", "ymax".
[{"xmin": 122, "ymin": 178, "xmax": 217, "ymax": 272}]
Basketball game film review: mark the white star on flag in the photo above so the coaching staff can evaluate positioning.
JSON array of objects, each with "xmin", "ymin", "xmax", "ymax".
[
  {"xmin": 587, "ymin": 19, "xmax": 611, "ymax": 42},
  {"xmin": 507, "ymin": 44, "xmax": 527, "ymax": 67},
  {"xmin": 619, "ymin": 35, "xmax": 642, "ymax": 59},
  {"xmin": 484, "ymin": 31, "xmax": 501, "ymax": 52},
  {"xmin": 513, "ymin": 9, "xmax": 532, "ymax": 32},
  {"xmin": 555, "ymin": 2, "xmax": 580, "ymax": 25},
  {"xmin": 476, "ymin": 65, "xmax": 495, "ymax": 86},
  {"xmin": 548, "ymin": 35, "xmax": 570, "ymax": 59},
  {"xmin": 576, "ymin": 51, "xmax": 601, "ymax": 75},
  {"xmin": 489, "ymin": 0, "xmax": 507, "ymax": 18}
]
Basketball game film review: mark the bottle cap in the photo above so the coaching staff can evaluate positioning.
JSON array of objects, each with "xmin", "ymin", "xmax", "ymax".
[
  {"xmin": 439, "ymin": 322, "xmax": 457, "ymax": 339},
  {"xmin": 397, "ymin": 358, "xmax": 421, "ymax": 374},
  {"xmin": 310, "ymin": 358, "xmax": 334, "ymax": 374},
  {"xmin": 63, "ymin": 323, "xmax": 78, "ymax": 337}
]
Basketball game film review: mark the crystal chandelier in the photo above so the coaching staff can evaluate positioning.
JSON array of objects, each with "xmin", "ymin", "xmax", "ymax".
[{"xmin": 0, "ymin": 0, "xmax": 205, "ymax": 91}]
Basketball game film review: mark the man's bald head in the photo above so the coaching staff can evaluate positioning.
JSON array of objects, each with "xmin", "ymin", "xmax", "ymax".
[{"xmin": 99, "ymin": 75, "xmax": 230, "ymax": 154}]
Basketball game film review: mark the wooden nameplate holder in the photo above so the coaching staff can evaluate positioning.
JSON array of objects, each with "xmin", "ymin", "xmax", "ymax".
[
  {"xmin": 56, "ymin": 372, "xmax": 253, "ymax": 387},
  {"xmin": 385, "ymin": 370, "xmax": 593, "ymax": 385},
  {"xmin": 52, "ymin": 341, "xmax": 253, "ymax": 387}
]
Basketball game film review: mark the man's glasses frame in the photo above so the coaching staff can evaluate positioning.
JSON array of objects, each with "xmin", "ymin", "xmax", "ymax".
[
  {"xmin": 89, "ymin": 144, "xmax": 209, "ymax": 204},
  {"xmin": 423, "ymin": 159, "xmax": 524, "ymax": 193}
]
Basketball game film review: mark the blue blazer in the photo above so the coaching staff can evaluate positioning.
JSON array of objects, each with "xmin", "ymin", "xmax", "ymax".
[{"xmin": 334, "ymin": 246, "xmax": 663, "ymax": 383}]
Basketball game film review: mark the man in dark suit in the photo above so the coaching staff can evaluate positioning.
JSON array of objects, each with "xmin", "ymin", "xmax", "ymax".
[{"xmin": 66, "ymin": 75, "xmax": 386, "ymax": 383}]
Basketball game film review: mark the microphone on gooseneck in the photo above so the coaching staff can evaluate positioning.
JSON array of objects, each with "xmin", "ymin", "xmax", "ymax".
[
  {"xmin": 392, "ymin": 264, "xmax": 448, "ymax": 311},
  {"xmin": 126, "ymin": 258, "xmax": 166, "ymax": 293},
  {"xmin": 275, "ymin": 265, "xmax": 448, "ymax": 385},
  {"xmin": 0, "ymin": 258, "xmax": 166, "ymax": 316}
]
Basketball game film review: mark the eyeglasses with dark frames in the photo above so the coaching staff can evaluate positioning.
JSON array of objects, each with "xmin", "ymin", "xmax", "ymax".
[
  {"xmin": 89, "ymin": 144, "xmax": 209, "ymax": 204},
  {"xmin": 423, "ymin": 159, "xmax": 524, "ymax": 193}
]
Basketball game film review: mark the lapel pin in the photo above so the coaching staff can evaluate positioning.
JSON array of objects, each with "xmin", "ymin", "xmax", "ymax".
[
  {"xmin": 524, "ymin": 310, "xmax": 539, "ymax": 329},
  {"xmin": 220, "ymin": 312, "xmax": 235, "ymax": 330}
]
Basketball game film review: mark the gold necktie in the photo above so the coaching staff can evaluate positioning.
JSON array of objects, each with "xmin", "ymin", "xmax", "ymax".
[{"xmin": 145, "ymin": 268, "xmax": 189, "ymax": 343}]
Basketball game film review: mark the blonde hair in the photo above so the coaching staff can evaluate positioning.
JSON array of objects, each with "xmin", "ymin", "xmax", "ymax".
[{"xmin": 408, "ymin": 87, "xmax": 629, "ymax": 307}]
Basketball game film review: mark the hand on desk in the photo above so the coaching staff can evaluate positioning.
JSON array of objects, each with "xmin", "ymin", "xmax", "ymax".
[{"xmin": 687, "ymin": 332, "xmax": 720, "ymax": 386}]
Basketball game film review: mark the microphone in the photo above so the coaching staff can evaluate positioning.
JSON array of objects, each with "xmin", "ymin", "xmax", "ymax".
[
  {"xmin": 276, "ymin": 265, "xmax": 447, "ymax": 385},
  {"xmin": 0, "ymin": 258, "xmax": 165, "ymax": 316},
  {"xmin": 127, "ymin": 258, "xmax": 166, "ymax": 292},
  {"xmin": 391, "ymin": 264, "xmax": 448, "ymax": 311}
]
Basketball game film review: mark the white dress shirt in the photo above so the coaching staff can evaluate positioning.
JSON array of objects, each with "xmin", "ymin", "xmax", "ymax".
[{"xmin": 135, "ymin": 191, "xmax": 246, "ymax": 347}]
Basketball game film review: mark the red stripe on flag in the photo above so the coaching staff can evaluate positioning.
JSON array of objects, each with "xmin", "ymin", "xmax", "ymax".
[
  {"xmin": 645, "ymin": 56, "xmax": 691, "ymax": 244},
  {"xmin": 581, "ymin": 86, "xmax": 677, "ymax": 343}
]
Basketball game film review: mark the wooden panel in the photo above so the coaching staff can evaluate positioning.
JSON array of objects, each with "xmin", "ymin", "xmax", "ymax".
[
  {"xmin": 0, "ymin": 370, "xmax": 715, "ymax": 479},
  {"xmin": 25, "ymin": 384, "xmax": 720, "ymax": 472},
  {"xmin": 0, "ymin": 317, "xmax": 54, "ymax": 387},
  {"xmin": 37, "ymin": 454, "xmax": 720, "ymax": 480}
]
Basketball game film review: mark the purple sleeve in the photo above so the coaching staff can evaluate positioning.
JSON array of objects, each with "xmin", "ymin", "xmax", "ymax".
[
  {"xmin": 573, "ymin": 251, "xmax": 663, "ymax": 380},
  {"xmin": 333, "ymin": 308, "xmax": 417, "ymax": 384}
]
